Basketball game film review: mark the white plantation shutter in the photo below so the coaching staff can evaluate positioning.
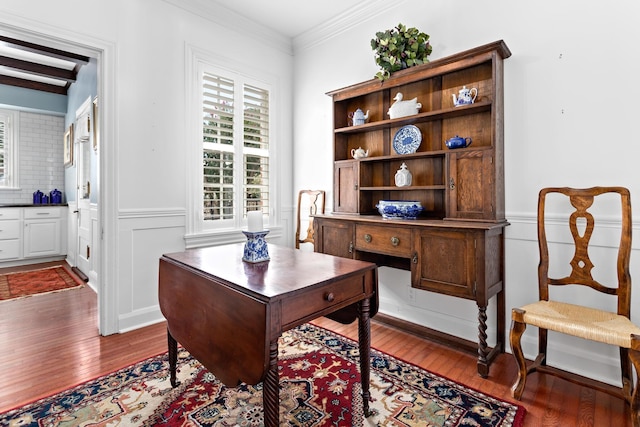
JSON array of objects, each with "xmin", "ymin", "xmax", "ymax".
[
  {"xmin": 203, "ymin": 74, "xmax": 235, "ymax": 220},
  {"xmin": 202, "ymin": 71, "xmax": 270, "ymax": 224},
  {"xmin": 0, "ymin": 109, "xmax": 18, "ymax": 188},
  {"xmin": 243, "ymin": 83, "xmax": 269, "ymax": 213},
  {"xmin": 0, "ymin": 119, "xmax": 5, "ymax": 180}
]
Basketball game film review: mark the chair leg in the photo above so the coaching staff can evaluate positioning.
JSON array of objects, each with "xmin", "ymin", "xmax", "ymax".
[
  {"xmin": 510, "ymin": 309, "xmax": 528, "ymax": 400},
  {"xmin": 629, "ymin": 335, "xmax": 640, "ymax": 427},
  {"xmin": 621, "ymin": 347, "xmax": 633, "ymax": 402},
  {"xmin": 538, "ymin": 326, "xmax": 548, "ymax": 366}
]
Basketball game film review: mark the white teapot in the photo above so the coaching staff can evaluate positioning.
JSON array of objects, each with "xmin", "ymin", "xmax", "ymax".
[
  {"xmin": 351, "ymin": 147, "xmax": 369, "ymax": 159},
  {"xmin": 452, "ymin": 86, "xmax": 478, "ymax": 107},
  {"xmin": 351, "ymin": 108, "xmax": 370, "ymax": 126}
]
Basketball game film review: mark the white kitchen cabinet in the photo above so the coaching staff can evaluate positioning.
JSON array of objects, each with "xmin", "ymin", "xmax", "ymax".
[
  {"xmin": 0, "ymin": 206, "xmax": 68, "ymax": 264},
  {"xmin": 24, "ymin": 207, "xmax": 64, "ymax": 258},
  {"xmin": 0, "ymin": 208, "xmax": 21, "ymax": 261}
]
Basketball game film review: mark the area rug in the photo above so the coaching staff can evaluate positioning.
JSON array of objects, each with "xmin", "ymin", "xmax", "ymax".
[
  {"xmin": 0, "ymin": 266, "xmax": 84, "ymax": 301},
  {"xmin": 0, "ymin": 323, "xmax": 526, "ymax": 426}
]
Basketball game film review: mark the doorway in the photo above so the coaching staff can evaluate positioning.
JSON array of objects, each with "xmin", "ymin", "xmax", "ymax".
[{"xmin": 0, "ymin": 23, "xmax": 109, "ymax": 333}]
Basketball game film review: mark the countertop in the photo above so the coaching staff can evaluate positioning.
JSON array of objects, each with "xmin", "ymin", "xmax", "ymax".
[{"xmin": 0, "ymin": 204, "xmax": 68, "ymax": 207}]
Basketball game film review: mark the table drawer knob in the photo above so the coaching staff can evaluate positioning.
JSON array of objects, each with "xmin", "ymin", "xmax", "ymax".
[
  {"xmin": 324, "ymin": 292, "xmax": 335, "ymax": 302},
  {"xmin": 390, "ymin": 236, "xmax": 399, "ymax": 246},
  {"xmin": 364, "ymin": 234, "xmax": 372, "ymax": 243}
]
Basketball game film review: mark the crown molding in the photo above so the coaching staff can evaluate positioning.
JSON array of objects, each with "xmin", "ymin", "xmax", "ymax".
[
  {"xmin": 162, "ymin": 0, "xmax": 293, "ymax": 56},
  {"xmin": 293, "ymin": 0, "xmax": 409, "ymax": 53}
]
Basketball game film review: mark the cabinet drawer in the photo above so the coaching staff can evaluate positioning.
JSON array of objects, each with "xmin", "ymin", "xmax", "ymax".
[
  {"xmin": 282, "ymin": 275, "xmax": 365, "ymax": 326},
  {"xmin": 0, "ymin": 220, "xmax": 20, "ymax": 240},
  {"xmin": 0, "ymin": 239, "xmax": 20, "ymax": 260},
  {"xmin": 0, "ymin": 209, "xmax": 20, "ymax": 220},
  {"xmin": 24, "ymin": 207, "xmax": 61, "ymax": 219},
  {"xmin": 355, "ymin": 224, "xmax": 412, "ymax": 257}
]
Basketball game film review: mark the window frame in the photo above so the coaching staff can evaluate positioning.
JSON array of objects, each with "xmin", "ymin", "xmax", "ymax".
[
  {"xmin": 0, "ymin": 109, "xmax": 20, "ymax": 190},
  {"xmin": 185, "ymin": 47, "xmax": 281, "ymax": 248}
]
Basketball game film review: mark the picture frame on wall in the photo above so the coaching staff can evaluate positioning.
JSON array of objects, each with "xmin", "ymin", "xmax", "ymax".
[{"xmin": 64, "ymin": 123, "xmax": 74, "ymax": 167}]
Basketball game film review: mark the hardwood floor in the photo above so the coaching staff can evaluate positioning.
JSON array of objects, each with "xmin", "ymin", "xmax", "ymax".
[{"xmin": 0, "ymin": 263, "xmax": 631, "ymax": 426}]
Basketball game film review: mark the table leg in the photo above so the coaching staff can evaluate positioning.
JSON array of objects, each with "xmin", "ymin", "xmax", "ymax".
[
  {"xmin": 168, "ymin": 329, "xmax": 180, "ymax": 387},
  {"xmin": 358, "ymin": 297, "xmax": 371, "ymax": 417},
  {"xmin": 263, "ymin": 338, "xmax": 279, "ymax": 427}
]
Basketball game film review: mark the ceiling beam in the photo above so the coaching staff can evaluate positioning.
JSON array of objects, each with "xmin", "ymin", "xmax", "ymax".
[
  {"xmin": 0, "ymin": 74, "xmax": 67, "ymax": 95},
  {"xmin": 0, "ymin": 35, "xmax": 89, "ymax": 65},
  {"xmin": 0, "ymin": 55, "xmax": 76, "ymax": 83}
]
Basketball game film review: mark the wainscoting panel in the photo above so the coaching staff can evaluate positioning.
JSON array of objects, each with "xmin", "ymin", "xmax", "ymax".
[{"xmin": 116, "ymin": 209, "xmax": 186, "ymax": 333}]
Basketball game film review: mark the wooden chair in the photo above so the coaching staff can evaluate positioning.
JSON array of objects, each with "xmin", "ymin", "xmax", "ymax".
[
  {"xmin": 295, "ymin": 190, "xmax": 325, "ymax": 249},
  {"xmin": 510, "ymin": 186, "xmax": 640, "ymax": 426}
]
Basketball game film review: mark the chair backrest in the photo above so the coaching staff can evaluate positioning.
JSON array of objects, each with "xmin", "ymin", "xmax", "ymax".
[
  {"xmin": 295, "ymin": 190, "xmax": 326, "ymax": 249},
  {"xmin": 537, "ymin": 187, "xmax": 632, "ymax": 317}
]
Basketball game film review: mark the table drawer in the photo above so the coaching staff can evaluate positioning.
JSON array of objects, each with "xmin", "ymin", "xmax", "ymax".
[
  {"xmin": 0, "ymin": 220, "xmax": 20, "ymax": 240},
  {"xmin": 282, "ymin": 275, "xmax": 365, "ymax": 326},
  {"xmin": 355, "ymin": 224, "xmax": 412, "ymax": 257},
  {"xmin": 0, "ymin": 239, "xmax": 20, "ymax": 260},
  {"xmin": 24, "ymin": 207, "xmax": 61, "ymax": 219}
]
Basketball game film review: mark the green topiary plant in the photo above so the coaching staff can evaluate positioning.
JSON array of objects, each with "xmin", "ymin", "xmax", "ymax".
[{"xmin": 371, "ymin": 23, "xmax": 432, "ymax": 81}]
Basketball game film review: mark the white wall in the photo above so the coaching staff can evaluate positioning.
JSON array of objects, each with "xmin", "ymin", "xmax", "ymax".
[
  {"xmin": 0, "ymin": 0, "xmax": 294, "ymax": 334},
  {"xmin": 292, "ymin": 0, "xmax": 640, "ymax": 385}
]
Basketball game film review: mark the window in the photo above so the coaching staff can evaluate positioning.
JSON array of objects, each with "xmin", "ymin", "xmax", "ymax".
[
  {"xmin": 0, "ymin": 109, "xmax": 19, "ymax": 188},
  {"xmin": 200, "ymin": 68, "xmax": 270, "ymax": 230}
]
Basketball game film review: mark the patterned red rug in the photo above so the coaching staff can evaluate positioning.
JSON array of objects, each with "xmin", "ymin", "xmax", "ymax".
[
  {"xmin": 0, "ymin": 323, "xmax": 526, "ymax": 426},
  {"xmin": 0, "ymin": 266, "xmax": 84, "ymax": 301}
]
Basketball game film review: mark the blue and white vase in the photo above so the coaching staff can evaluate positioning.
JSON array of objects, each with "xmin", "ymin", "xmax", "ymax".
[{"xmin": 242, "ymin": 230, "xmax": 270, "ymax": 263}]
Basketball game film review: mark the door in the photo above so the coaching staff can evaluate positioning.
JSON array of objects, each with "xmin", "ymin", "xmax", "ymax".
[
  {"xmin": 333, "ymin": 161, "xmax": 358, "ymax": 213},
  {"xmin": 75, "ymin": 98, "xmax": 94, "ymax": 278},
  {"xmin": 446, "ymin": 150, "xmax": 495, "ymax": 220},
  {"xmin": 313, "ymin": 218, "xmax": 354, "ymax": 259},
  {"xmin": 411, "ymin": 228, "xmax": 476, "ymax": 299}
]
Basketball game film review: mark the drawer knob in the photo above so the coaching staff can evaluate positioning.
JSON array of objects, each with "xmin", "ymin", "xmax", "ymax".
[
  {"xmin": 324, "ymin": 292, "xmax": 335, "ymax": 302},
  {"xmin": 390, "ymin": 236, "xmax": 400, "ymax": 246},
  {"xmin": 364, "ymin": 234, "xmax": 372, "ymax": 243}
]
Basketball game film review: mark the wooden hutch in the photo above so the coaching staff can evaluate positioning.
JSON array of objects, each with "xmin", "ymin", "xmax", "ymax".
[{"xmin": 313, "ymin": 40, "xmax": 511, "ymax": 377}]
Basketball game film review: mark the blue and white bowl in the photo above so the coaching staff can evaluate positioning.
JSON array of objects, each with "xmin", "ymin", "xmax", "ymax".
[{"xmin": 376, "ymin": 200, "xmax": 423, "ymax": 219}]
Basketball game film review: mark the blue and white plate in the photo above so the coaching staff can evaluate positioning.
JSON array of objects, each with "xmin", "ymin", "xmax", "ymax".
[{"xmin": 393, "ymin": 125, "xmax": 422, "ymax": 154}]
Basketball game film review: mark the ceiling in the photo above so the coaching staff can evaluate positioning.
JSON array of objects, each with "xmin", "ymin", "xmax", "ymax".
[
  {"xmin": 209, "ymin": 0, "xmax": 370, "ymax": 38},
  {"xmin": 0, "ymin": 1, "xmax": 367, "ymax": 95},
  {"xmin": 0, "ymin": 35, "xmax": 89, "ymax": 95}
]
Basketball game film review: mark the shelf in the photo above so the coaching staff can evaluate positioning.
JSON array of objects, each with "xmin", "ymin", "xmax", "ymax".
[
  {"xmin": 335, "ymin": 101, "xmax": 492, "ymax": 135},
  {"xmin": 359, "ymin": 151, "xmax": 446, "ymax": 162},
  {"xmin": 360, "ymin": 185, "xmax": 446, "ymax": 191}
]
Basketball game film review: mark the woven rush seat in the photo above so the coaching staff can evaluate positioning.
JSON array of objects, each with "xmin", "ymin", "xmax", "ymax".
[{"xmin": 520, "ymin": 300, "xmax": 640, "ymax": 348}]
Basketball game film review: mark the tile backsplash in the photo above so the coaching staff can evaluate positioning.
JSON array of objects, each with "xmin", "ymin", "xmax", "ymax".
[{"xmin": 0, "ymin": 111, "xmax": 66, "ymax": 204}]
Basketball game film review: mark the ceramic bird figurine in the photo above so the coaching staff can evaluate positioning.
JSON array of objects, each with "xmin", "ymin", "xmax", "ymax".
[{"xmin": 387, "ymin": 92, "xmax": 421, "ymax": 119}]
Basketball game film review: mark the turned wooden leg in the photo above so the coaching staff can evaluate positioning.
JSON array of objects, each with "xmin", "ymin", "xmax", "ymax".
[
  {"xmin": 477, "ymin": 304, "xmax": 489, "ymax": 378},
  {"xmin": 263, "ymin": 338, "xmax": 279, "ymax": 427},
  {"xmin": 509, "ymin": 309, "xmax": 528, "ymax": 400},
  {"xmin": 168, "ymin": 329, "xmax": 180, "ymax": 387},
  {"xmin": 628, "ymin": 334, "xmax": 640, "ymax": 427},
  {"xmin": 358, "ymin": 297, "xmax": 371, "ymax": 417}
]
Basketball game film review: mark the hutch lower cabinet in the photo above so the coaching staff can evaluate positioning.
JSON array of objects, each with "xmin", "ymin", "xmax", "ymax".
[
  {"xmin": 314, "ymin": 215, "xmax": 505, "ymax": 377},
  {"xmin": 313, "ymin": 41, "xmax": 511, "ymax": 377}
]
